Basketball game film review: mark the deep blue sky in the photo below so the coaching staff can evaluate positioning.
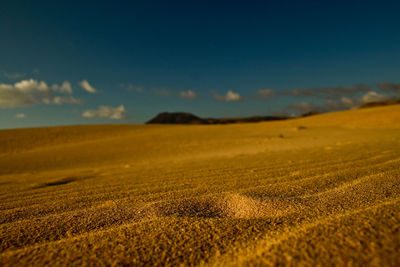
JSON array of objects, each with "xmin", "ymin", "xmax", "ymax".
[{"xmin": 1, "ymin": 0, "xmax": 400, "ymax": 128}]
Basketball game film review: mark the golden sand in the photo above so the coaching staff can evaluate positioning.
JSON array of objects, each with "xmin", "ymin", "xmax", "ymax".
[{"xmin": 0, "ymin": 105, "xmax": 399, "ymax": 266}]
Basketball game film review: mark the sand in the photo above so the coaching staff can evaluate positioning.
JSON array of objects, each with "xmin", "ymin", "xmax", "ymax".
[{"xmin": 0, "ymin": 105, "xmax": 399, "ymax": 266}]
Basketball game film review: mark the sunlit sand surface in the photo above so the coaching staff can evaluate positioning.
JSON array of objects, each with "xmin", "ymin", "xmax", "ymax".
[{"xmin": 1, "ymin": 105, "xmax": 399, "ymax": 266}]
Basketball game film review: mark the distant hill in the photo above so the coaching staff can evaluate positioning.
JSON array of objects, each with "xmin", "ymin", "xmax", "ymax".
[
  {"xmin": 146, "ymin": 112, "xmax": 206, "ymax": 124},
  {"xmin": 359, "ymin": 99, "xmax": 400, "ymax": 109},
  {"xmin": 146, "ymin": 112, "xmax": 287, "ymax": 124},
  {"xmin": 146, "ymin": 99, "xmax": 400, "ymax": 124}
]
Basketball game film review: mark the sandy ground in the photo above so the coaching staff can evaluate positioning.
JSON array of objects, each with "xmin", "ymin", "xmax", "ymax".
[{"xmin": 0, "ymin": 105, "xmax": 399, "ymax": 266}]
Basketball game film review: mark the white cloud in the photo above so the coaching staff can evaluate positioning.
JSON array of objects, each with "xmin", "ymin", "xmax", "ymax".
[
  {"xmin": 0, "ymin": 79, "xmax": 82, "ymax": 108},
  {"xmin": 14, "ymin": 79, "xmax": 49, "ymax": 92},
  {"xmin": 179, "ymin": 90, "xmax": 199, "ymax": 99},
  {"xmin": 360, "ymin": 91, "xmax": 392, "ymax": 104},
  {"xmin": 213, "ymin": 90, "xmax": 243, "ymax": 102},
  {"xmin": 79, "ymin": 80, "xmax": 97, "ymax": 93},
  {"xmin": 82, "ymin": 105, "xmax": 126, "ymax": 120},
  {"xmin": 0, "ymin": 83, "xmax": 34, "ymax": 108},
  {"xmin": 318, "ymin": 91, "xmax": 392, "ymax": 112},
  {"xmin": 15, "ymin": 113, "xmax": 26, "ymax": 119},
  {"xmin": 51, "ymin": 81, "xmax": 73, "ymax": 94},
  {"xmin": 51, "ymin": 96, "xmax": 83, "ymax": 105}
]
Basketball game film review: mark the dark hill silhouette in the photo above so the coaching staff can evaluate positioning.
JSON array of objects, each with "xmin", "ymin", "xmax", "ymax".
[
  {"xmin": 146, "ymin": 112, "xmax": 206, "ymax": 124},
  {"xmin": 146, "ymin": 112, "xmax": 287, "ymax": 124},
  {"xmin": 359, "ymin": 99, "xmax": 400, "ymax": 109},
  {"xmin": 301, "ymin": 111, "xmax": 321, "ymax": 117}
]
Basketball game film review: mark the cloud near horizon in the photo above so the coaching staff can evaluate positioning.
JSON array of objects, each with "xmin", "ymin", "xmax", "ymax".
[
  {"xmin": 82, "ymin": 105, "xmax": 126, "ymax": 120},
  {"xmin": 0, "ymin": 79, "xmax": 82, "ymax": 108},
  {"xmin": 285, "ymin": 90, "xmax": 395, "ymax": 116},
  {"xmin": 179, "ymin": 90, "xmax": 199, "ymax": 99},
  {"xmin": 213, "ymin": 90, "xmax": 242, "ymax": 102},
  {"xmin": 255, "ymin": 89, "xmax": 275, "ymax": 99},
  {"xmin": 79, "ymin": 80, "xmax": 98, "ymax": 93},
  {"xmin": 15, "ymin": 113, "xmax": 26, "ymax": 119},
  {"xmin": 377, "ymin": 82, "xmax": 400, "ymax": 95},
  {"xmin": 290, "ymin": 84, "xmax": 372, "ymax": 99},
  {"xmin": 360, "ymin": 91, "xmax": 392, "ymax": 103}
]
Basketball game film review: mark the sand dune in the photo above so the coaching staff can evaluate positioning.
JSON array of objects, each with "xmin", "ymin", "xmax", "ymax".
[{"xmin": 0, "ymin": 105, "xmax": 400, "ymax": 266}]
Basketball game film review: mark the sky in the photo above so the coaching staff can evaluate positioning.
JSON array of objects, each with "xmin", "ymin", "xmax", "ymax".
[{"xmin": 1, "ymin": 0, "xmax": 400, "ymax": 129}]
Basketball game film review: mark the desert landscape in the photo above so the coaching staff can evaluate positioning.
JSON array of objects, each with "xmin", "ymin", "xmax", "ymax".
[{"xmin": 0, "ymin": 104, "xmax": 399, "ymax": 266}]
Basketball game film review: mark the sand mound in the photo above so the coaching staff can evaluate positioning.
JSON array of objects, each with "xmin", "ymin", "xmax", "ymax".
[{"xmin": 140, "ymin": 194, "xmax": 263, "ymax": 219}]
